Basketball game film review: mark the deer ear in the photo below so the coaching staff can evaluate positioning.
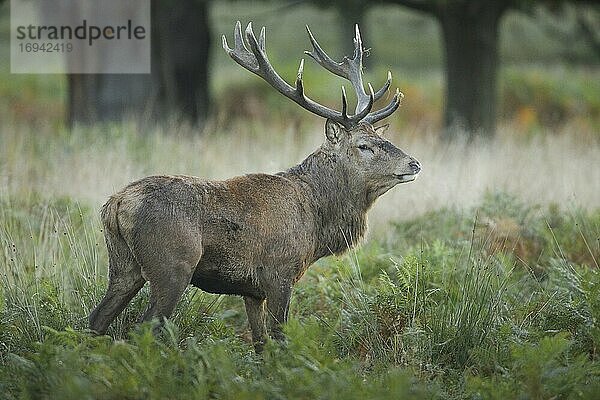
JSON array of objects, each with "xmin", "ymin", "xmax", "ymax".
[
  {"xmin": 374, "ymin": 123, "xmax": 390, "ymax": 135},
  {"xmin": 325, "ymin": 119, "xmax": 345, "ymax": 144}
]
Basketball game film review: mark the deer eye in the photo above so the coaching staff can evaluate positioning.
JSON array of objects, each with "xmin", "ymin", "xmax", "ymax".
[{"xmin": 357, "ymin": 144, "xmax": 374, "ymax": 153}]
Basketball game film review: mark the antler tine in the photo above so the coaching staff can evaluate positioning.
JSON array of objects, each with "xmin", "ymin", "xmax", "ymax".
[
  {"xmin": 295, "ymin": 59, "xmax": 305, "ymax": 96},
  {"xmin": 304, "ymin": 25, "xmax": 345, "ymax": 77},
  {"xmin": 353, "ymin": 83, "xmax": 375, "ymax": 122},
  {"xmin": 235, "ymin": 21, "xmax": 248, "ymax": 52},
  {"xmin": 258, "ymin": 26, "xmax": 266, "ymax": 51},
  {"xmin": 373, "ymin": 71, "xmax": 392, "ymax": 102},
  {"xmin": 351, "ymin": 24, "xmax": 363, "ymax": 64},
  {"xmin": 245, "ymin": 22, "xmax": 269, "ymax": 71},
  {"xmin": 341, "ymin": 86, "xmax": 348, "ymax": 121},
  {"xmin": 363, "ymin": 89, "xmax": 404, "ymax": 125}
]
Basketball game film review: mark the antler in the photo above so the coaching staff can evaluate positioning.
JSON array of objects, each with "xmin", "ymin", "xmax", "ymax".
[{"xmin": 222, "ymin": 21, "xmax": 403, "ymax": 127}]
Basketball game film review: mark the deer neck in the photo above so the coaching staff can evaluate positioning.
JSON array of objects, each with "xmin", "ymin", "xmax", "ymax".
[{"xmin": 284, "ymin": 150, "xmax": 369, "ymax": 259}]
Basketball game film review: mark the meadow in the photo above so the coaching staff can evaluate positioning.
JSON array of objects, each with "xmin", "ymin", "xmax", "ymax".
[{"xmin": 1, "ymin": 2, "xmax": 600, "ymax": 399}]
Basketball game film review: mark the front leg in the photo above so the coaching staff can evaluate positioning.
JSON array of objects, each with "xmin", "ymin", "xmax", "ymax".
[
  {"xmin": 266, "ymin": 281, "xmax": 293, "ymax": 341},
  {"xmin": 244, "ymin": 296, "xmax": 267, "ymax": 352}
]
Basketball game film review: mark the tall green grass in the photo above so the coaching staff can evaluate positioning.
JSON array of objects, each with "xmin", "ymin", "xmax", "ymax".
[{"xmin": 1, "ymin": 193, "xmax": 599, "ymax": 398}]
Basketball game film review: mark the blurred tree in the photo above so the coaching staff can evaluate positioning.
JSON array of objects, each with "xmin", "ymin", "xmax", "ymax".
[
  {"xmin": 537, "ymin": 3, "xmax": 600, "ymax": 62},
  {"xmin": 384, "ymin": 0, "xmax": 509, "ymax": 139},
  {"xmin": 384, "ymin": 0, "xmax": 598, "ymax": 139},
  {"xmin": 68, "ymin": 0, "xmax": 211, "ymax": 128}
]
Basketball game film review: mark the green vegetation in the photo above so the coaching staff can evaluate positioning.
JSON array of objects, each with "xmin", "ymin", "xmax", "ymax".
[{"xmin": 1, "ymin": 193, "xmax": 599, "ymax": 399}]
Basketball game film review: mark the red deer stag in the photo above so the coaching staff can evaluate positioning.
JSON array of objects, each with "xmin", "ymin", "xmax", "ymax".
[{"xmin": 89, "ymin": 22, "xmax": 421, "ymax": 351}]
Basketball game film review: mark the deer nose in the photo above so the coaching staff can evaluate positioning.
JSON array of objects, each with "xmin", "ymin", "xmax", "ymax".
[{"xmin": 409, "ymin": 159, "xmax": 421, "ymax": 174}]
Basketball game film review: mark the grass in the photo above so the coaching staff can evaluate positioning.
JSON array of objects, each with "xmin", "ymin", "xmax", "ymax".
[
  {"xmin": 1, "ymin": 192, "xmax": 599, "ymax": 399},
  {"xmin": 2, "ymin": 118, "xmax": 598, "ymax": 238},
  {"xmin": 1, "ymin": 115, "xmax": 598, "ymax": 399},
  {"xmin": 0, "ymin": 120, "xmax": 598, "ymax": 399}
]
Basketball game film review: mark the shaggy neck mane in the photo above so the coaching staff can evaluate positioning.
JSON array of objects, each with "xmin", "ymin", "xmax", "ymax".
[{"xmin": 282, "ymin": 149, "xmax": 370, "ymax": 261}]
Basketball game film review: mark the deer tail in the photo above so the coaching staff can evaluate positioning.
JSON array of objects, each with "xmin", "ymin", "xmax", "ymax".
[{"xmin": 100, "ymin": 195, "xmax": 122, "ymax": 237}]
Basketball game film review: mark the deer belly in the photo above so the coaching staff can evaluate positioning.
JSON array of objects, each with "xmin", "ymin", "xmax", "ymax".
[{"xmin": 190, "ymin": 261, "xmax": 264, "ymax": 298}]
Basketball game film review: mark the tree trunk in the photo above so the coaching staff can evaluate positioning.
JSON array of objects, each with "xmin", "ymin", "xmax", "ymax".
[
  {"xmin": 153, "ymin": 0, "xmax": 211, "ymax": 123},
  {"xmin": 68, "ymin": 0, "xmax": 211, "ymax": 128},
  {"xmin": 439, "ymin": 2, "xmax": 507, "ymax": 140}
]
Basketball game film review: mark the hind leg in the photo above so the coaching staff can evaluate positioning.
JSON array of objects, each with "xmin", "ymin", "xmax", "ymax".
[
  {"xmin": 89, "ymin": 237, "xmax": 145, "ymax": 334},
  {"xmin": 141, "ymin": 266, "xmax": 192, "ymax": 323},
  {"xmin": 139, "ymin": 265, "xmax": 193, "ymax": 325},
  {"xmin": 135, "ymin": 235, "xmax": 203, "ymax": 326}
]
